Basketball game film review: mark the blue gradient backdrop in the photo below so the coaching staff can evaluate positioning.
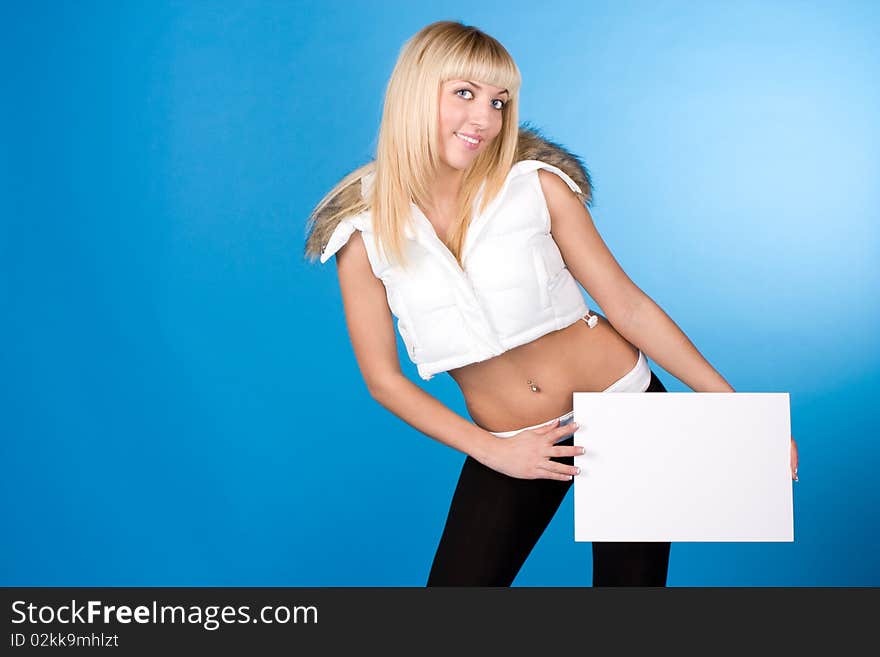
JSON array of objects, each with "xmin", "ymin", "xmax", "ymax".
[{"xmin": 2, "ymin": 0, "xmax": 877, "ymax": 586}]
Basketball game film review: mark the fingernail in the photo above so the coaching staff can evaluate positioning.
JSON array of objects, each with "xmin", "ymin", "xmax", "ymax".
[
  {"xmin": 575, "ymin": 467, "xmax": 581, "ymax": 475},
  {"xmin": 580, "ymin": 447, "xmax": 586, "ymax": 455}
]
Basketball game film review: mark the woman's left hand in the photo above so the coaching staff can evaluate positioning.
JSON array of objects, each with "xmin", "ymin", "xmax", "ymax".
[{"xmin": 791, "ymin": 436, "xmax": 799, "ymax": 482}]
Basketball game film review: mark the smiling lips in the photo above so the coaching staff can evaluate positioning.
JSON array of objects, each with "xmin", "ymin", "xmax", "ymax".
[{"xmin": 454, "ymin": 131, "xmax": 482, "ymax": 150}]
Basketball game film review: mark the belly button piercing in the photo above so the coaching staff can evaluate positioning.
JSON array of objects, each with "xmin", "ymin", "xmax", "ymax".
[{"xmin": 527, "ymin": 379, "xmax": 540, "ymax": 393}]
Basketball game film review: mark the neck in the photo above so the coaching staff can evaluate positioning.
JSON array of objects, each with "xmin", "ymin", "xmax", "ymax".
[{"xmin": 428, "ymin": 161, "xmax": 465, "ymax": 212}]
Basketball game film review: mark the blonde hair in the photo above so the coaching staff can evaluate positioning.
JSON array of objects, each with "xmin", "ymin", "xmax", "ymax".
[{"xmin": 307, "ymin": 20, "xmax": 522, "ymax": 270}]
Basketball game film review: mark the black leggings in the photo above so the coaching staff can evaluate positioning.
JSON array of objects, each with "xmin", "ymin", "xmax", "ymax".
[{"xmin": 427, "ymin": 370, "xmax": 671, "ymax": 587}]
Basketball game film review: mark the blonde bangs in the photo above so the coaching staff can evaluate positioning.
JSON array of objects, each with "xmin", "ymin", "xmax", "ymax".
[{"xmin": 432, "ymin": 32, "xmax": 521, "ymax": 99}]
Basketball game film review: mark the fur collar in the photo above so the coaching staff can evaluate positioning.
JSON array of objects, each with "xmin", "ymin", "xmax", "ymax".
[{"xmin": 304, "ymin": 122, "xmax": 593, "ymax": 261}]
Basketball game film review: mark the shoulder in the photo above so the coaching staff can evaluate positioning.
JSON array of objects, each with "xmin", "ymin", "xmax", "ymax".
[
  {"xmin": 536, "ymin": 167, "xmax": 579, "ymax": 200},
  {"xmin": 534, "ymin": 166, "xmax": 597, "ymax": 238},
  {"xmin": 317, "ymin": 210, "xmax": 373, "ymax": 264},
  {"xmin": 535, "ymin": 166, "xmax": 588, "ymax": 213},
  {"xmin": 335, "ymin": 225, "xmax": 367, "ymax": 265}
]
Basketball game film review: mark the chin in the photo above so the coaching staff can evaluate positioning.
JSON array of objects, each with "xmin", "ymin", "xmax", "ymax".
[{"xmin": 439, "ymin": 156, "xmax": 471, "ymax": 172}]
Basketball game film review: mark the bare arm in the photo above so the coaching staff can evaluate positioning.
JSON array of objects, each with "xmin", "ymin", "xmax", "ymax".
[
  {"xmin": 540, "ymin": 171, "xmax": 799, "ymax": 478},
  {"xmin": 613, "ymin": 296, "xmax": 734, "ymax": 393},
  {"xmin": 538, "ymin": 169, "xmax": 734, "ymax": 393},
  {"xmin": 372, "ymin": 373, "xmax": 500, "ymax": 462},
  {"xmin": 334, "ymin": 230, "xmax": 498, "ymax": 463}
]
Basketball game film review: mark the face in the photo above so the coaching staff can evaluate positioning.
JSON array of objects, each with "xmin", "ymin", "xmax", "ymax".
[{"xmin": 436, "ymin": 78, "xmax": 508, "ymax": 172}]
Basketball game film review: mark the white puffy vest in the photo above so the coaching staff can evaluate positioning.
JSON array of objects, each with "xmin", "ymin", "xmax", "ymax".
[{"xmin": 320, "ymin": 159, "xmax": 594, "ymax": 380}]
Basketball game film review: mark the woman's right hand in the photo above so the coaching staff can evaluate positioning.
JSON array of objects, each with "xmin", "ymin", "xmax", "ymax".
[{"xmin": 482, "ymin": 419, "xmax": 585, "ymax": 481}]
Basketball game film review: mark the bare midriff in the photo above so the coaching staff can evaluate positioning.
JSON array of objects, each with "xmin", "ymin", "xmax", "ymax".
[{"xmin": 447, "ymin": 312, "xmax": 640, "ymax": 434}]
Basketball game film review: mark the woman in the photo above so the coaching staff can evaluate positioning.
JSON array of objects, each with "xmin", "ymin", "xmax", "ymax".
[{"xmin": 304, "ymin": 20, "xmax": 798, "ymax": 586}]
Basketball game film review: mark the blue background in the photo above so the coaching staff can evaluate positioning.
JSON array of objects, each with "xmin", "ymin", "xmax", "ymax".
[{"xmin": 2, "ymin": 0, "xmax": 877, "ymax": 586}]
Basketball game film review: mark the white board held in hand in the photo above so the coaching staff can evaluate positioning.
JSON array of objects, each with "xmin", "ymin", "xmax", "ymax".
[{"xmin": 572, "ymin": 392, "xmax": 793, "ymax": 542}]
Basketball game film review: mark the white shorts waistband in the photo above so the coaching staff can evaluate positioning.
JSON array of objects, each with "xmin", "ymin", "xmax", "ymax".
[{"xmin": 486, "ymin": 350, "xmax": 651, "ymax": 438}]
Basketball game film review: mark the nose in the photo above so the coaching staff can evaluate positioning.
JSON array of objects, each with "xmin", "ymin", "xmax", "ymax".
[{"xmin": 469, "ymin": 104, "xmax": 493, "ymax": 130}]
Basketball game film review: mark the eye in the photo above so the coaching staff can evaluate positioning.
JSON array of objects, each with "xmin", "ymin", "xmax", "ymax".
[{"xmin": 455, "ymin": 88, "xmax": 506, "ymax": 111}]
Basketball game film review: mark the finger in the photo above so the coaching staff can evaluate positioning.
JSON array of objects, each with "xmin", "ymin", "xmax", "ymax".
[
  {"xmin": 538, "ymin": 461, "xmax": 580, "ymax": 478},
  {"xmin": 549, "ymin": 445, "xmax": 586, "ymax": 458},
  {"xmin": 548, "ymin": 421, "xmax": 578, "ymax": 442},
  {"xmin": 537, "ymin": 470, "xmax": 574, "ymax": 481},
  {"xmin": 534, "ymin": 418, "xmax": 559, "ymax": 434}
]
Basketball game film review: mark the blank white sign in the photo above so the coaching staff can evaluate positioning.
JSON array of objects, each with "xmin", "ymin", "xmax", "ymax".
[{"xmin": 572, "ymin": 392, "xmax": 793, "ymax": 542}]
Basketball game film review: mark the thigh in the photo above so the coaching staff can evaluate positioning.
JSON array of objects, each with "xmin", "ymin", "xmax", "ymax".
[
  {"xmin": 592, "ymin": 541, "xmax": 671, "ymax": 586},
  {"xmin": 591, "ymin": 369, "xmax": 671, "ymax": 586},
  {"xmin": 427, "ymin": 441, "xmax": 574, "ymax": 586}
]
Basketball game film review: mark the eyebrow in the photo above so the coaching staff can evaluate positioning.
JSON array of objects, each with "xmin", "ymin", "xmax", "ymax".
[{"xmin": 459, "ymin": 80, "xmax": 509, "ymax": 97}]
